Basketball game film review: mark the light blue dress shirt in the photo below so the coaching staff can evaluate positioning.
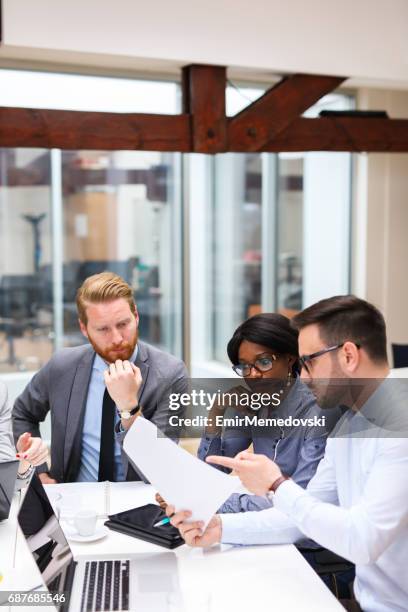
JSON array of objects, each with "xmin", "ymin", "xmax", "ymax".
[{"xmin": 77, "ymin": 347, "xmax": 138, "ymax": 482}]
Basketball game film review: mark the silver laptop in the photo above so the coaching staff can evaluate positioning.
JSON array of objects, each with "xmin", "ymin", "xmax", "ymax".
[{"xmin": 17, "ymin": 473, "xmax": 182, "ymax": 612}]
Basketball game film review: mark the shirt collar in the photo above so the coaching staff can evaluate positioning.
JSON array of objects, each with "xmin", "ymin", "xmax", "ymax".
[
  {"xmin": 348, "ymin": 371, "xmax": 394, "ymax": 427},
  {"xmin": 93, "ymin": 344, "xmax": 139, "ymax": 372}
]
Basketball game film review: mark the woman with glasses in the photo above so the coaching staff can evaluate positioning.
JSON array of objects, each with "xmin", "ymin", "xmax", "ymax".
[{"xmin": 197, "ymin": 313, "xmax": 341, "ymax": 513}]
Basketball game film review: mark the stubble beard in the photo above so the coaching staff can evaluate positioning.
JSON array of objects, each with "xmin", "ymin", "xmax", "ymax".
[{"xmin": 306, "ymin": 365, "xmax": 349, "ymax": 410}]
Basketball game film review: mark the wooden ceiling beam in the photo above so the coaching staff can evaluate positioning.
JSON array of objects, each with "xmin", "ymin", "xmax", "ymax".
[
  {"xmin": 0, "ymin": 107, "xmax": 191, "ymax": 151},
  {"xmin": 228, "ymin": 73, "xmax": 346, "ymax": 152},
  {"xmin": 182, "ymin": 64, "xmax": 227, "ymax": 153},
  {"xmin": 259, "ymin": 117, "xmax": 408, "ymax": 152},
  {"xmin": 1, "ymin": 65, "xmax": 408, "ymax": 152}
]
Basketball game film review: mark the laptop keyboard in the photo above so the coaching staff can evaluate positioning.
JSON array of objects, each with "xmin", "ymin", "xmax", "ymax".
[{"xmin": 81, "ymin": 560, "xmax": 130, "ymax": 612}]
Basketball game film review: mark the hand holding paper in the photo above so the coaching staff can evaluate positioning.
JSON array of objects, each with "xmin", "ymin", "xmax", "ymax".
[{"xmin": 123, "ymin": 418, "xmax": 240, "ymax": 529}]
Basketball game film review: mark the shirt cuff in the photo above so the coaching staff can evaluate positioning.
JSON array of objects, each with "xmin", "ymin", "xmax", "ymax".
[
  {"xmin": 219, "ymin": 512, "xmax": 248, "ymax": 545},
  {"xmin": 273, "ymin": 479, "xmax": 306, "ymax": 517},
  {"xmin": 117, "ymin": 420, "xmax": 125, "ymax": 433}
]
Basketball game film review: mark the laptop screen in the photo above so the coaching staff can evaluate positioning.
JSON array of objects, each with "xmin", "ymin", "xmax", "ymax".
[{"xmin": 17, "ymin": 473, "xmax": 75, "ymax": 601}]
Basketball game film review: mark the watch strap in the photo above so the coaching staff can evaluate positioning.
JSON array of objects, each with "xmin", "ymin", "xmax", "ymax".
[
  {"xmin": 117, "ymin": 404, "xmax": 140, "ymax": 420},
  {"xmin": 269, "ymin": 474, "xmax": 290, "ymax": 493},
  {"xmin": 127, "ymin": 404, "xmax": 140, "ymax": 416}
]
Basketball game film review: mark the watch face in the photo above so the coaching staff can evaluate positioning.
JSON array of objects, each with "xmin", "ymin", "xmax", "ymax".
[{"xmin": 121, "ymin": 411, "xmax": 131, "ymax": 420}]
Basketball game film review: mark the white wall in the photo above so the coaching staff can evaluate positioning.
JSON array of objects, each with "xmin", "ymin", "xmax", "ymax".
[
  {"xmin": 2, "ymin": 0, "xmax": 408, "ymax": 86},
  {"xmin": 303, "ymin": 153, "xmax": 351, "ymax": 306},
  {"xmin": 353, "ymin": 89, "xmax": 408, "ymax": 350}
]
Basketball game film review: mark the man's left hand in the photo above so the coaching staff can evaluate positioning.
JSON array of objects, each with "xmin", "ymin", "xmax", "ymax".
[
  {"xmin": 167, "ymin": 505, "xmax": 222, "ymax": 548},
  {"xmin": 206, "ymin": 451, "xmax": 282, "ymax": 496},
  {"xmin": 104, "ymin": 360, "xmax": 142, "ymax": 413}
]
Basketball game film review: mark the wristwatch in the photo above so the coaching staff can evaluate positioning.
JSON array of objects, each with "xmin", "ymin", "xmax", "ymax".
[
  {"xmin": 266, "ymin": 475, "xmax": 290, "ymax": 501},
  {"xmin": 118, "ymin": 404, "xmax": 141, "ymax": 421},
  {"xmin": 268, "ymin": 474, "xmax": 290, "ymax": 493}
]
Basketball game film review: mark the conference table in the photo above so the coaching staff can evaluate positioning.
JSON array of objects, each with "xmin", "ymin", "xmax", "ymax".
[{"xmin": 1, "ymin": 481, "xmax": 344, "ymax": 612}]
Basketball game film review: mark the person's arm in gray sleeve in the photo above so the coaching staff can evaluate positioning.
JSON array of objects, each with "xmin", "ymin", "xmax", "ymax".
[
  {"xmin": 218, "ymin": 431, "xmax": 328, "ymax": 514},
  {"xmin": 197, "ymin": 431, "xmax": 252, "ymax": 474},
  {"xmin": 0, "ymin": 384, "xmax": 15, "ymax": 462},
  {"xmin": 199, "ymin": 401, "xmax": 253, "ymax": 473},
  {"xmin": 1, "ymin": 383, "xmax": 40, "ymax": 490},
  {"xmin": 12, "ymin": 364, "xmax": 51, "ymax": 474},
  {"xmin": 197, "ymin": 435, "xmax": 222, "ymax": 462},
  {"xmin": 218, "ymin": 491, "xmax": 273, "ymax": 513},
  {"xmin": 197, "ymin": 397, "xmax": 228, "ymax": 471},
  {"xmin": 150, "ymin": 365, "xmax": 189, "ymax": 442}
]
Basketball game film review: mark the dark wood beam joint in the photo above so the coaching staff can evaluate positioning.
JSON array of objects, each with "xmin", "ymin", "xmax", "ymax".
[
  {"xmin": 228, "ymin": 73, "xmax": 346, "ymax": 152},
  {"xmin": 182, "ymin": 64, "xmax": 227, "ymax": 153}
]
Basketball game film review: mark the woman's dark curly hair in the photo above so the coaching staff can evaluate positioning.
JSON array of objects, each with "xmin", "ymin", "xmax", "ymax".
[{"xmin": 227, "ymin": 313, "xmax": 299, "ymax": 375}]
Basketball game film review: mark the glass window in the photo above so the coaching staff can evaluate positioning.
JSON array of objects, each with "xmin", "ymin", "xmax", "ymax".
[
  {"xmin": 212, "ymin": 153, "xmax": 262, "ymax": 363},
  {"xmin": 61, "ymin": 150, "xmax": 183, "ymax": 356},
  {"xmin": 277, "ymin": 93, "xmax": 354, "ymax": 314},
  {"xmin": 0, "ymin": 149, "xmax": 53, "ymax": 371},
  {"xmin": 0, "ymin": 70, "xmax": 182, "ymax": 373},
  {"xmin": 276, "ymin": 153, "xmax": 304, "ymax": 314},
  {"xmin": 190, "ymin": 88, "xmax": 354, "ymax": 373},
  {"xmin": 226, "ymin": 83, "xmax": 266, "ymax": 116},
  {"xmin": 0, "ymin": 70, "xmax": 354, "ymax": 377}
]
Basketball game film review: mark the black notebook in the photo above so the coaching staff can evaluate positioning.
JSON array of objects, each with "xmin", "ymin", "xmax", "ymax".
[{"xmin": 104, "ymin": 503, "xmax": 184, "ymax": 549}]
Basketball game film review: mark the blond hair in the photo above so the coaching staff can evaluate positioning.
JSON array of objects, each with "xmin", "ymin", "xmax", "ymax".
[{"xmin": 76, "ymin": 272, "xmax": 136, "ymax": 325}]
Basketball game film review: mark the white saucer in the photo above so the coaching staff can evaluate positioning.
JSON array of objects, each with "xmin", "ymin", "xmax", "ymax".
[{"xmin": 65, "ymin": 525, "xmax": 109, "ymax": 543}]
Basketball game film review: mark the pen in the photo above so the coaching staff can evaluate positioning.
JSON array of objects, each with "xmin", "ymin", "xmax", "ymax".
[{"xmin": 153, "ymin": 517, "xmax": 171, "ymax": 528}]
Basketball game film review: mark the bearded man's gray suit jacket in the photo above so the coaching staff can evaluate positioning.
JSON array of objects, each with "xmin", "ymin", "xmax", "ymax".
[{"xmin": 12, "ymin": 341, "xmax": 188, "ymax": 482}]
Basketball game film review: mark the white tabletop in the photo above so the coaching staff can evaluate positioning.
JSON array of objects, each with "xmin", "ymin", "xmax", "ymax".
[{"xmin": 1, "ymin": 481, "xmax": 343, "ymax": 612}]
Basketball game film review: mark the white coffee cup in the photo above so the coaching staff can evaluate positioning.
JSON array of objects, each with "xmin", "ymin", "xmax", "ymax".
[{"xmin": 73, "ymin": 510, "xmax": 97, "ymax": 537}]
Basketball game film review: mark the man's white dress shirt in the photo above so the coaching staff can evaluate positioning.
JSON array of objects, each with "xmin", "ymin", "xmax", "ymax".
[{"xmin": 221, "ymin": 379, "xmax": 408, "ymax": 612}]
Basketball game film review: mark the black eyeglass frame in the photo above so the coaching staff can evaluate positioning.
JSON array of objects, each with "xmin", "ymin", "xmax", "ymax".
[
  {"xmin": 299, "ymin": 342, "xmax": 361, "ymax": 373},
  {"xmin": 232, "ymin": 354, "xmax": 278, "ymax": 377}
]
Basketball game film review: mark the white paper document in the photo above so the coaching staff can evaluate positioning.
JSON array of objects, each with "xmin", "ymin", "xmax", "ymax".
[{"xmin": 123, "ymin": 417, "xmax": 240, "ymax": 528}]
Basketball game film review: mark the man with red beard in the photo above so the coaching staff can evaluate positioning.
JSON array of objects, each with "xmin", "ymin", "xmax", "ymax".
[{"xmin": 12, "ymin": 272, "xmax": 188, "ymax": 483}]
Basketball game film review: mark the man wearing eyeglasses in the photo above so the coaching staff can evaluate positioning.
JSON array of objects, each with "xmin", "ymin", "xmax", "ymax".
[
  {"xmin": 196, "ymin": 312, "xmax": 343, "ymax": 518},
  {"xmin": 168, "ymin": 295, "xmax": 408, "ymax": 612}
]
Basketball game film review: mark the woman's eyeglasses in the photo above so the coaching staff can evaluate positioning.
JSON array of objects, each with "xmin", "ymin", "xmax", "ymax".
[{"xmin": 232, "ymin": 354, "xmax": 277, "ymax": 377}]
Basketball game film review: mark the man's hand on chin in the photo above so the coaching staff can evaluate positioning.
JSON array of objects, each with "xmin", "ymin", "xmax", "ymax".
[
  {"xmin": 166, "ymin": 505, "xmax": 222, "ymax": 548},
  {"xmin": 104, "ymin": 359, "xmax": 142, "ymax": 414},
  {"xmin": 206, "ymin": 451, "xmax": 282, "ymax": 496}
]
